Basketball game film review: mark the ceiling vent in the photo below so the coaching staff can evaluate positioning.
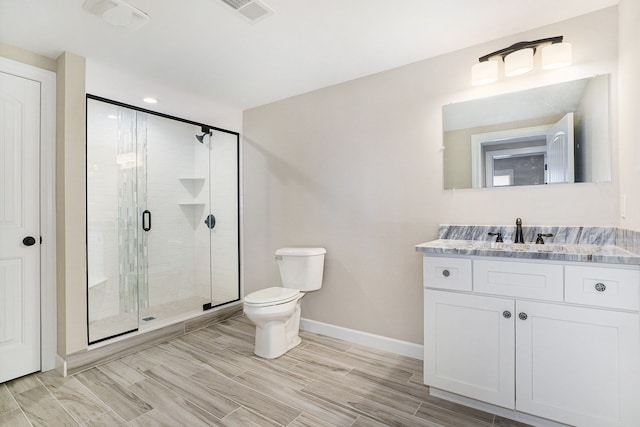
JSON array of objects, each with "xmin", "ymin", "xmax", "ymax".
[{"xmin": 219, "ymin": 0, "xmax": 274, "ymax": 22}]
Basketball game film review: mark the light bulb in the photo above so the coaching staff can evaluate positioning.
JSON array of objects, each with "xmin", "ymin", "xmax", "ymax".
[
  {"xmin": 471, "ymin": 60, "xmax": 499, "ymax": 86},
  {"xmin": 504, "ymin": 48, "xmax": 534, "ymax": 77},
  {"xmin": 542, "ymin": 42, "xmax": 572, "ymax": 69}
]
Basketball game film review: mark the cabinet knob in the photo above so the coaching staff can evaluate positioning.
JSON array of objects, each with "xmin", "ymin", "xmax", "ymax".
[
  {"xmin": 518, "ymin": 312, "xmax": 528, "ymax": 320},
  {"xmin": 442, "ymin": 269, "xmax": 450, "ymax": 278},
  {"xmin": 502, "ymin": 311, "xmax": 512, "ymax": 319},
  {"xmin": 594, "ymin": 282, "xmax": 606, "ymax": 292}
]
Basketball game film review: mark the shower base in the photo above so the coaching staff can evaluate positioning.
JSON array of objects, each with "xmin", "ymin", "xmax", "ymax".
[{"xmin": 89, "ymin": 296, "xmax": 231, "ymax": 343}]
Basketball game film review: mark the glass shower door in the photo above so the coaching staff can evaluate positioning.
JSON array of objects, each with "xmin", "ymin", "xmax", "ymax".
[
  {"xmin": 87, "ymin": 99, "xmax": 141, "ymax": 343},
  {"xmin": 139, "ymin": 116, "xmax": 213, "ymax": 327},
  {"xmin": 208, "ymin": 129, "xmax": 240, "ymax": 306}
]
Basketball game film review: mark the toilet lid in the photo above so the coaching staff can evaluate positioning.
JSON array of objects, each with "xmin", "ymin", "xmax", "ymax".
[{"xmin": 244, "ymin": 287, "xmax": 300, "ymax": 305}]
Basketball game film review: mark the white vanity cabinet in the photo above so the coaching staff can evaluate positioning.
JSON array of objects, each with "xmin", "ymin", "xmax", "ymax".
[
  {"xmin": 423, "ymin": 255, "xmax": 640, "ymax": 427},
  {"xmin": 424, "ymin": 290, "xmax": 515, "ymax": 408}
]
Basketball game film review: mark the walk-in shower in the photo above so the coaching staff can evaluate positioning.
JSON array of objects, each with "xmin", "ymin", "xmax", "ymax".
[{"xmin": 86, "ymin": 95, "xmax": 240, "ymax": 344}]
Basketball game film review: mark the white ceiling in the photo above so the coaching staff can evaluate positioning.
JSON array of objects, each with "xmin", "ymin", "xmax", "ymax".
[{"xmin": 0, "ymin": 0, "xmax": 618, "ymax": 112}]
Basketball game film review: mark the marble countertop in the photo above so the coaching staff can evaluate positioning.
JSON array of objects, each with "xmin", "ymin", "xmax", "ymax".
[{"xmin": 416, "ymin": 239, "xmax": 640, "ymax": 265}]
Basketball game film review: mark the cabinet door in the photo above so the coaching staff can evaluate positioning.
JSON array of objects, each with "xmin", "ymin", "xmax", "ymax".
[
  {"xmin": 516, "ymin": 301, "xmax": 640, "ymax": 427},
  {"xmin": 424, "ymin": 290, "xmax": 515, "ymax": 408}
]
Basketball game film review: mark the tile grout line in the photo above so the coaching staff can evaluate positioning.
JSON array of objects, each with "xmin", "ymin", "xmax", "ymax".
[
  {"xmin": 75, "ymin": 367, "xmax": 123, "ymax": 413},
  {"xmin": 3, "ymin": 382, "xmax": 34, "ymax": 427},
  {"xmin": 33, "ymin": 375, "xmax": 81, "ymax": 426},
  {"xmin": 87, "ymin": 365, "xmax": 152, "ymax": 424}
]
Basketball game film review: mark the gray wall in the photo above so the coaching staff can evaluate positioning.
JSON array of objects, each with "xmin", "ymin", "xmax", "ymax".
[{"xmin": 243, "ymin": 8, "xmax": 620, "ymax": 344}]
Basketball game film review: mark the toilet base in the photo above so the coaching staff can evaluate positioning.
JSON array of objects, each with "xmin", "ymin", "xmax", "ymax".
[{"xmin": 250, "ymin": 300, "xmax": 302, "ymax": 359}]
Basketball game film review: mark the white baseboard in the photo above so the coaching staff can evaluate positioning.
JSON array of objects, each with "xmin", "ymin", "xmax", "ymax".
[{"xmin": 299, "ymin": 318, "xmax": 423, "ymax": 360}]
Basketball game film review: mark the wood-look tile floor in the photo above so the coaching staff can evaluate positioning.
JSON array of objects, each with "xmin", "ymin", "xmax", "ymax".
[{"xmin": 0, "ymin": 316, "xmax": 532, "ymax": 427}]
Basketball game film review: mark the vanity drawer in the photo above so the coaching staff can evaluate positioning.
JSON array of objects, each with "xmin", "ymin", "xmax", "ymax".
[
  {"xmin": 473, "ymin": 260, "xmax": 563, "ymax": 301},
  {"xmin": 423, "ymin": 256, "xmax": 472, "ymax": 291},
  {"xmin": 565, "ymin": 266, "xmax": 640, "ymax": 311}
]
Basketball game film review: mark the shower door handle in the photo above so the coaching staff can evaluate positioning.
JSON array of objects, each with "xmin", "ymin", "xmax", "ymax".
[
  {"xmin": 142, "ymin": 210, "xmax": 152, "ymax": 231},
  {"xmin": 204, "ymin": 214, "xmax": 216, "ymax": 230}
]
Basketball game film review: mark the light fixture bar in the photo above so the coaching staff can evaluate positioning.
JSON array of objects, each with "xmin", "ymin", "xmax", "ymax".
[
  {"xmin": 478, "ymin": 36, "xmax": 563, "ymax": 63},
  {"xmin": 472, "ymin": 35, "xmax": 571, "ymax": 85}
]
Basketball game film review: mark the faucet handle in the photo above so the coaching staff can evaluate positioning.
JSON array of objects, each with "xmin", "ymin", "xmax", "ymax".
[
  {"xmin": 488, "ymin": 232, "xmax": 504, "ymax": 243},
  {"xmin": 535, "ymin": 233, "xmax": 553, "ymax": 244}
]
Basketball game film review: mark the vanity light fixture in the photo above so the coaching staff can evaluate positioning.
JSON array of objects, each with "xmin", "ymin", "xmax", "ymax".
[{"xmin": 472, "ymin": 36, "xmax": 571, "ymax": 86}]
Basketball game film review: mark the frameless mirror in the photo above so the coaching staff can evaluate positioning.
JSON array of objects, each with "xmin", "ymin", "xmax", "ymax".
[{"xmin": 443, "ymin": 75, "xmax": 611, "ymax": 189}]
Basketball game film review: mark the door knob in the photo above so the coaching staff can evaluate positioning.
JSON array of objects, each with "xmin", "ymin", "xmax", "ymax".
[{"xmin": 23, "ymin": 236, "xmax": 36, "ymax": 246}]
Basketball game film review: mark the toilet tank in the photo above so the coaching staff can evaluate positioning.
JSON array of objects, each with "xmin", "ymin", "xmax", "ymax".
[{"xmin": 276, "ymin": 247, "xmax": 326, "ymax": 291}]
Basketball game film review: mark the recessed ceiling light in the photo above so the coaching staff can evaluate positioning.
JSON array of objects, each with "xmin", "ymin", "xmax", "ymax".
[{"xmin": 143, "ymin": 97, "xmax": 158, "ymax": 104}]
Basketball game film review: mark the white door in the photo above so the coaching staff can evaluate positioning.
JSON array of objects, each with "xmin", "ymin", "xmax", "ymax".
[
  {"xmin": 0, "ymin": 70, "xmax": 41, "ymax": 382},
  {"xmin": 546, "ymin": 112, "xmax": 575, "ymax": 183},
  {"xmin": 424, "ymin": 290, "xmax": 515, "ymax": 409},
  {"xmin": 516, "ymin": 301, "xmax": 640, "ymax": 427}
]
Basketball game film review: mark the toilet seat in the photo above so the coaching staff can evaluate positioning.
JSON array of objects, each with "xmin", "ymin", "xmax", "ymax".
[{"xmin": 244, "ymin": 287, "xmax": 301, "ymax": 307}]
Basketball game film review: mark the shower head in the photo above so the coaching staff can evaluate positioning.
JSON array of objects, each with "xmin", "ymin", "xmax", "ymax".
[{"xmin": 196, "ymin": 126, "xmax": 212, "ymax": 143}]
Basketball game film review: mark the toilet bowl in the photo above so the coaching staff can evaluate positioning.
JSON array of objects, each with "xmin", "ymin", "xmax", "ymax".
[
  {"xmin": 243, "ymin": 287, "xmax": 303, "ymax": 359},
  {"xmin": 243, "ymin": 247, "xmax": 326, "ymax": 359}
]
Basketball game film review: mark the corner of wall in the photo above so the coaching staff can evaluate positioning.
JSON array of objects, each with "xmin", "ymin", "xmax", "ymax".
[
  {"xmin": 618, "ymin": 0, "xmax": 640, "ymax": 231},
  {"xmin": 56, "ymin": 51, "xmax": 88, "ymax": 356}
]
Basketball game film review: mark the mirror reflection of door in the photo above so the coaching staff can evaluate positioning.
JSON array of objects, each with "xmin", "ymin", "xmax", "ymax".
[
  {"xmin": 546, "ymin": 113, "xmax": 575, "ymax": 184},
  {"xmin": 473, "ymin": 113, "xmax": 575, "ymax": 188},
  {"xmin": 485, "ymin": 147, "xmax": 546, "ymax": 187}
]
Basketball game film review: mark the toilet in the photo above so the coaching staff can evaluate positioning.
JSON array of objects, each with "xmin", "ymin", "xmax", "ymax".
[{"xmin": 243, "ymin": 247, "xmax": 326, "ymax": 359}]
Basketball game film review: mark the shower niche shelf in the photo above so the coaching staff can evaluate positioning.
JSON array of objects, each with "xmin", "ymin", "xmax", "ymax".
[
  {"xmin": 178, "ymin": 202, "xmax": 206, "ymax": 229},
  {"xmin": 179, "ymin": 177, "xmax": 206, "ymax": 197}
]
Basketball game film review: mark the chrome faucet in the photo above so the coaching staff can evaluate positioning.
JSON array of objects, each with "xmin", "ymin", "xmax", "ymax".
[{"xmin": 514, "ymin": 218, "xmax": 524, "ymax": 244}]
